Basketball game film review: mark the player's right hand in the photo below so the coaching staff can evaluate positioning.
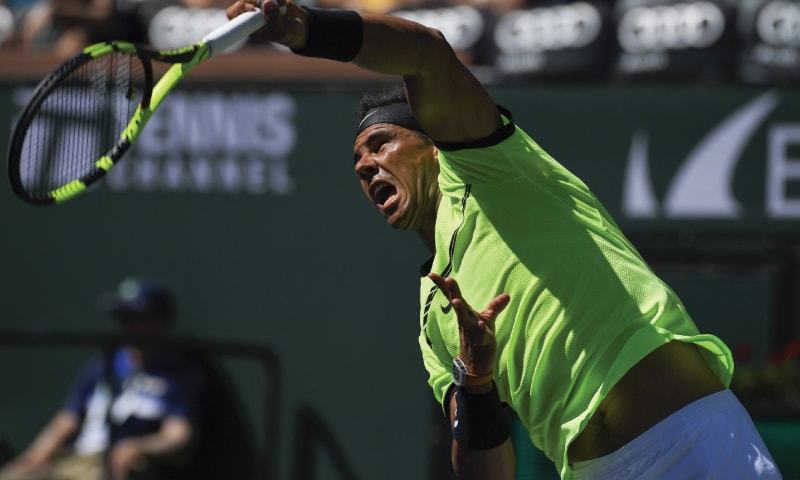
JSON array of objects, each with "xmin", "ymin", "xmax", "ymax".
[
  {"xmin": 428, "ymin": 273, "xmax": 510, "ymax": 388},
  {"xmin": 225, "ymin": 0, "xmax": 309, "ymax": 51}
]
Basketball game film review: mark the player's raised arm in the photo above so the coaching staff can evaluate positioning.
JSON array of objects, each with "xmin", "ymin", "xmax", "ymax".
[
  {"xmin": 225, "ymin": 0, "xmax": 500, "ymax": 144},
  {"xmin": 355, "ymin": 12, "xmax": 501, "ymax": 144}
]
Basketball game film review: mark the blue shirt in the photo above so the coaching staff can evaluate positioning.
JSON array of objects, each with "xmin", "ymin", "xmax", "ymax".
[{"xmin": 63, "ymin": 348, "xmax": 201, "ymax": 453}]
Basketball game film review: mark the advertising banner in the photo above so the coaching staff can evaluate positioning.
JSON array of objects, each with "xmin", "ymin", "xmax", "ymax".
[
  {"xmin": 739, "ymin": 0, "xmax": 800, "ymax": 83},
  {"xmin": 612, "ymin": 0, "xmax": 740, "ymax": 80}
]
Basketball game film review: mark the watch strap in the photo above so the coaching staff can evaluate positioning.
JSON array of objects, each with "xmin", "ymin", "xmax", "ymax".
[{"xmin": 453, "ymin": 357, "xmax": 493, "ymax": 387}]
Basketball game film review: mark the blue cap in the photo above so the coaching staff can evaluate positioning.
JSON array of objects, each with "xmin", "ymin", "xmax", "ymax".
[{"xmin": 103, "ymin": 278, "xmax": 175, "ymax": 319}]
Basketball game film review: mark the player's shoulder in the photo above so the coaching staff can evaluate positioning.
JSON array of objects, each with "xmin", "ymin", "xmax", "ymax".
[{"xmin": 434, "ymin": 106, "xmax": 517, "ymax": 153}]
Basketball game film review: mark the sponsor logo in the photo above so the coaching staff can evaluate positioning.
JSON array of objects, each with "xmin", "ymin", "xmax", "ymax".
[
  {"xmin": 108, "ymin": 91, "xmax": 297, "ymax": 195},
  {"xmin": 618, "ymin": 1, "xmax": 725, "ymax": 54},
  {"xmin": 440, "ymin": 301, "xmax": 453, "ymax": 314},
  {"xmin": 750, "ymin": 1, "xmax": 800, "ymax": 69},
  {"xmin": 751, "ymin": 43, "xmax": 800, "ymax": 68},
  {"xmin": 623, "ymin": 92, "xmax": 800, "ymax": 219},
  {"xmin": 757, "ymin": 1, "xmax": 800, "ymax": 47},
  {"xmin": 10, "ymin": 88, "xmax": 298, "ymax": 196},
  {"xmin": 494, "ymin": 2, "xmax": 603, "ymax": 55},
  {"xmin": 393, "ymin": 6, "xmax": 484, "ymax": 51}
]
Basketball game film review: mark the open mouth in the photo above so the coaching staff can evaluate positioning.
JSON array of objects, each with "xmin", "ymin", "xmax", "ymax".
[{"xmin": 370, "ymin": 181, "xmax": 397, "ymax": 208}]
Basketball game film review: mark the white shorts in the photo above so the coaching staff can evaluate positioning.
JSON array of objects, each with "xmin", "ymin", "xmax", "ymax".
[{"xmin": 570, "ymin": 389, "xmax": 781, "ymax": 480}]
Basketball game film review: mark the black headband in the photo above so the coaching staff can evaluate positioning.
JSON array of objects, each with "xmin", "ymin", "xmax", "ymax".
[{"xmin": 356, "ymin": 104, "xmax": 426, "ymax": 137}]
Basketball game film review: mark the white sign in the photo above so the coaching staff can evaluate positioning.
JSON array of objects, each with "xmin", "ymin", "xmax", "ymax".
[
  {"xmin": 107, "ymin": 91, "xmax": 297, "ymax": 195},
  {"xmin": 623, "ymin": 91, "xmax": 800, "ymax": 220}
]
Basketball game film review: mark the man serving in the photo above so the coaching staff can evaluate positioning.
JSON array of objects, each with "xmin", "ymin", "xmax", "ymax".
[{"xmin": 226, "ymin": 2, "xmax": 781, "ymax": 478}]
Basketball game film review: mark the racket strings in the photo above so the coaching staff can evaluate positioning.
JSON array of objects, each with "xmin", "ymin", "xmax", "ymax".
[{"xmin": 17, "ymin": 51, "xmax": 147, "ymax": 198}]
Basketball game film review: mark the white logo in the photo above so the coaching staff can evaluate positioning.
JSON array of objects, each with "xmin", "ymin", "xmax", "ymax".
[
  {"xmin": 757, "ymin": 1, "xmax": 800, "ymax": 47},
  {"xmin": 10, "ymin": 88, "xmax": 299, "ymax": 196},
  {"xmin": 623, "ymin": 92, "xmax": 791, "ymax": 218},
  {"xmin": 749, "ymin": 443, "xmax": 778, "ymax": 475},
  {"xmin": 106, "ymin": 91, "xmax": 297, "ymax": 195},
  {"xmin": 494, "ymin": 2, "xmax": 602, "ymax": 54},
  {"xmin": 110, "ymin": 374, "xmax": 168, "ymax": 422},
  {"xmin": 618, "ymin": 2, "xmax": 725, "ymax": 53},
  {"xmin": 393, "ymin": 6, "xmax": 484, "ymax": 51}
]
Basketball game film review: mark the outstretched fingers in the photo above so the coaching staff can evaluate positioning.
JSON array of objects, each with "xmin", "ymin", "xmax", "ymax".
[
  {"xmin": 427, "ymin": 273, "xmax": 450, "ymax": 298},
  {"xmin": 428, "ymin": 273, "xmax": 471, "ymax": 311},
  {"xmin": 428, "ymin": 273, "xmax": 510, "ymax": 328},
  {"xmin": 482, "ymin": 293, "xmax": 511, "ymax": 321}
]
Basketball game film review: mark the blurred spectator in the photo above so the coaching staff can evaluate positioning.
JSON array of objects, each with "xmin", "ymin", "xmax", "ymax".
[
  {"xmin": 445, "ymin": 0, "xmax": 524, "ymax": 15},
  {"xmin": 446, "ymin": 0, "xmax": 617, "ymax": 15},
  {"xmin": 181, "ymin": 0, "xmax": 233, "ymax": 8},
  {"xmin": 0, "ymin": 279, "xmax": 203, "ymax": 480},
  {"xmin": 315, "ymin": 0, "xmax": 432, "ymax": 14},
  {"xmin": 0, "ymin": 2, "xmax": 12, "ymax": 46},
  {"xmin": 12, "ymin": 0, "xmax": 144, "ymax": 56}
]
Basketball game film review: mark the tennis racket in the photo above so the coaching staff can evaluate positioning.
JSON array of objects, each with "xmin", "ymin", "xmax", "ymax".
[{"xmin": 7, "ymin": 8, "xmax": 268, "ymax": 206}]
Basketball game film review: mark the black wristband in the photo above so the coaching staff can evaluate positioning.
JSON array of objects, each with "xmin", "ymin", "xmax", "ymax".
[
  {"xmin": 452, "ymin": 383, "xmax": 510, "ymax": 450},
  {"xmin": 292, "ymin": 7, "xmax": 363, "ymax": 63}
]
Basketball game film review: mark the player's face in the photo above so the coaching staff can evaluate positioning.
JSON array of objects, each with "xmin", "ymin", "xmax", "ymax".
[{"xmin": 353, "ymin": 123, "xmax": 440, "ymax": 230}]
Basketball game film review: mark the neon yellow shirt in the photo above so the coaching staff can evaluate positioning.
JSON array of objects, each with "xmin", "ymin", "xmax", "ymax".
[{"xmin": 418, "ymin": 115, "xmax": 733, "ymax": 479}]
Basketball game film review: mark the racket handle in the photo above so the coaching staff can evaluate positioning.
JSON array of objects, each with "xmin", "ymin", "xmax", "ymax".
[{"xmin": 203, "ymin": 10, "xmax": 267, "ymax": 58}]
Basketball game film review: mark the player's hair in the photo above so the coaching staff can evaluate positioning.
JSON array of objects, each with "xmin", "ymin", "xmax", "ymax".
[
  {"xmin": 357, "ymin": 83, "xmax": 408, "ymax": 121},
  {"xmin": 356, "ymin": 84, "xmax": 432, "ymax": 143}
]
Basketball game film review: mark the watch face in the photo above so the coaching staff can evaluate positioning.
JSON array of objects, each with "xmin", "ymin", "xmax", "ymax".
[{"xmin": 452, "ymin": 357, "xmax": 467, "ymax": 387}]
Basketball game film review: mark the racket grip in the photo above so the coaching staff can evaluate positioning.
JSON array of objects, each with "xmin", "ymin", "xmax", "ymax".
[{"xmin": 203, "ymin": 10, "xmax": 267, "ymax": 58}]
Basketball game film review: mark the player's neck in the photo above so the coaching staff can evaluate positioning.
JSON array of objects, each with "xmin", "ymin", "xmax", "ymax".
[{"xmin": 417, "ymin": 195, "xmax": 440, "ymax": 252}]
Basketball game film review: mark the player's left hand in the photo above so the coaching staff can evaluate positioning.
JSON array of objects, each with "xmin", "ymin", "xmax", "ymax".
[
  {"xmin": 226, "ymin": 0, "xmax": 309, "ymax": 50},
  {"xmin": 108, "ymin": 439, "xmax": 146, "ymax": 480},
  {"xmin": 428, "ymin": 273, "xmax": 510, "ymax": 386}
]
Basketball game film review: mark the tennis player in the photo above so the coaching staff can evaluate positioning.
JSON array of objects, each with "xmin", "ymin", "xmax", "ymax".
[{"xmin": 226, "ymin": 2, "xmax": 782, "ymax": 478}]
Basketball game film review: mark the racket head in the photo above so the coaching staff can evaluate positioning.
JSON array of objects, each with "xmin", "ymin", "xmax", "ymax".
[{"xmin": 6, "ymin": 42, "xmax": 156, "ymax": 206}]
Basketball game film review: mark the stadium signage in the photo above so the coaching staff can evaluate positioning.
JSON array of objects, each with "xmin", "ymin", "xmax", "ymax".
[
  {"xmin": 617, "ymin": 1, "xmax": 725, "ymax": 54},
  {"xmin": 749, "ymin": 0, "xmax": 800, "ymax": 70},
  {"xmin": 757, "ymin": 1, "xmax": 800, "ymax": 47},
  {"xmin": 615, "ymin": 1, "xmax": 730, "ymax": 76},
  {"xmin": 491, "ymin": 2, "xmax": 610, "ymax": 77},
  {"xmin": 100, "ymin": 92, "xmax": 297, "ymax": 195},
  {"xmin": 8, "ymin": 87, "xmax": 296, "ymax": 198},
  {"xmin": 392, "ymin": 6, "xmax": 484, "ymax": 52},
  {"xmin": 9, "ymin": 87, "xmax": 295, "ymax": 197},
  {"xmin": 623, "ymin": 92, "xmax": 800, "ymax": 219},
  {"xmin": 102, "ymin": 91, "xmax": 297, "ymax": 195},
  {"xmin": 494, "ymin": 2, "xmax": 602, "ymax": 55}
]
